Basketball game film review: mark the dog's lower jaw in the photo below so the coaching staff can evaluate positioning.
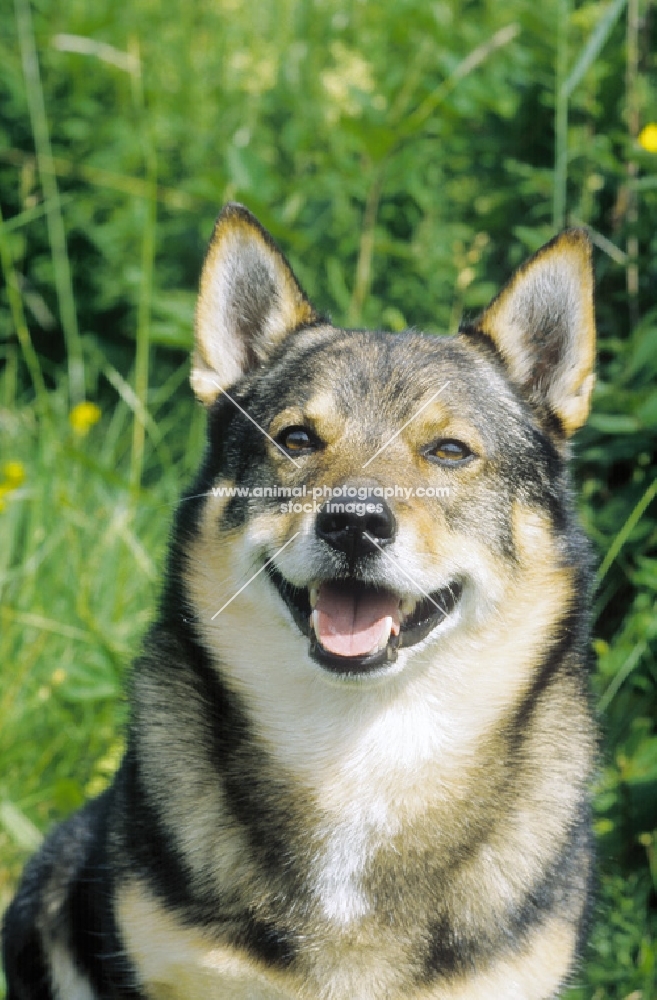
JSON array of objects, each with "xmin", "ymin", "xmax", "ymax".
[{"xmin": 308, "ymin": 628, "xmax": 400, "ymax": 673}]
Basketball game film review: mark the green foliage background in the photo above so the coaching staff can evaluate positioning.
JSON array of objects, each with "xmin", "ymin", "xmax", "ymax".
[{"xmin": 1, "ymin": 0, "xmax": 656, "ymax": 996}]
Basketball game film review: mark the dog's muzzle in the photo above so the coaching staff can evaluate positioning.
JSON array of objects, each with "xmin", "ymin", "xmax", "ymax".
[{"xmin": 265, "ymin": 486, "xmax": 462, "ymax": 676}]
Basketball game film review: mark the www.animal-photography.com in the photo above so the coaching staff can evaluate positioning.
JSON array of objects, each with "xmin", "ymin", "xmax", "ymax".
[{"xmin": 1, "ymin": 2, "xmax": 656, "ymax": 999}]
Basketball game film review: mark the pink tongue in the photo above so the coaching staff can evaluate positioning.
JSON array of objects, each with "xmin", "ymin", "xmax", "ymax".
[{"xmin": 314, "ymin": 584, "xmax": 400, "ymax": 658}]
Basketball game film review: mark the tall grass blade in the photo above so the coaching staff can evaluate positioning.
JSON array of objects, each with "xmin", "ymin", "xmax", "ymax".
[
  {"xmin": 553, "ymin": 0, "xmax": 570, "ymax": 230},
  {"xmin": 51, "ymin": 33, "xmax": 140, "ymax": 74},
  {"xmin": 596, "ymin": 477, "xmax": 657, "ymax": 586},
  {"xmin": 400, "ymin": 24, "xmax": 520, "ymax": 140},
  {"xmin": 0, "ymin": 801, "xmax": 43, "ymax": 851},
  {"xmin": 598, "ymin": 640, "xmax": 647, "ymax": 713},
  {"xmin": 13, "ymin": 0, "xmax": 85, "ymax": 403},
  {"xmin": 625, "ymin": 0, "xmax": 640, "ymax": 327},
  {"xmin": 0, "ymin": 204, "xmax": 48, "ymax": 411},
  {"xmin": 129, "ymin": 40, "xmax": 157, "ymax": 491},
  {"xmin": 562, "ymin": 0, "xmax": 628, "ymax": 99}
]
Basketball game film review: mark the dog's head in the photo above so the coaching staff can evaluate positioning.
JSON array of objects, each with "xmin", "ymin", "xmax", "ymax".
[{"xmin": 181, "ymin": 204, "xmax": 595, "ymax": 688}]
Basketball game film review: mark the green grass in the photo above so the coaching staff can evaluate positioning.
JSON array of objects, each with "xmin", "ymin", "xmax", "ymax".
[{"xmin": 0, "ymin": 368, "xmax": 204, "ymax": 912}]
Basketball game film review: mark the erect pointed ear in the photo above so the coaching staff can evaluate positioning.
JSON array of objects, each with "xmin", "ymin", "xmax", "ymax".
[
  {"xmin": 466, "ymin": 229, "xmax": 596, "ymax": 436},
  {"xmin": 191, "ymin": 203, "xmax": 318, "ymax": 404}
]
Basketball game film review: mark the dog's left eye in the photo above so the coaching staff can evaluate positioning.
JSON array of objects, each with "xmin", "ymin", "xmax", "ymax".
[
  {"xmin": 277, "ymin": 426, "xmax": 319, "ymax": 454},
  {"xmin": 424, "ymin": 439, "xmax": 473, "ymax": 464}
]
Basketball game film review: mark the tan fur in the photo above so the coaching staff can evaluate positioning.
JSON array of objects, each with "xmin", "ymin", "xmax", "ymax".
[
  {"xmin": 119, "ymin": 880, "xmax": 578, "ymax": 1000},
  {"xmin": 416, "ymin": 919, "xmax": 578, "ymax": 1000},
  {"xmin": 118, "ymin": 882, "xmax": 300, "ymax": 1000}
]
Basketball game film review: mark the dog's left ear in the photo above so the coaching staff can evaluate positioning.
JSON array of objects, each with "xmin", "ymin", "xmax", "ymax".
[
  {"xmin": 191, "ymin": 203, "xmax": 318, "ymax": 404},
  {"xmin": 468, "ymin": 229, "xmax": 595, "ymax": 436}
]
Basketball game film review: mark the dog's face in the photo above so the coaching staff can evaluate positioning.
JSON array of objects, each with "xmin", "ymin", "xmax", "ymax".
[{"xmin": 183, "ymin": 205, "xmax": 594, "ymax": 699}]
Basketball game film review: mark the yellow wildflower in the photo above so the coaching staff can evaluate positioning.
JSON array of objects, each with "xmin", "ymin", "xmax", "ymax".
[
  {"xmin": 69, "ymin": 401, "xmax": 101, "ymax": 436},
  {"xmin": 638, "ymin": 123, "xmax": 657, "ymax": 153},
  {"xmin": 1, "ymin": 460, "xmax": 25, "ymax": 488},
  {"xmin": 0, "ymin": 460, "xmax": 26, "ymax": 509}
]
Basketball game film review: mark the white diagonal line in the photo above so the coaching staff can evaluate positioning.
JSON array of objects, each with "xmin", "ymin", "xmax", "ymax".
[
  {"xmin": 151, "ymin": 489, "xmax": 226, "ymax": 511},
  {"xmin": 211, "ymin": 532, "xmax": 300, "ymax": 620},
  {"xmin": 361, "ymin": 382, "xmax": 450, "ymax": 469},
  {"xmin": 362, "ymin": 533, "xmax": 444, "ymax": 612},
  {"xmin": 206, "ymin": 377, "xmax": 301, "ymax": 468}
]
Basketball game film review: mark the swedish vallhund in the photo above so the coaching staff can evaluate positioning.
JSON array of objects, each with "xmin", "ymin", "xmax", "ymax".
[{"xmin": 3, "ymin": 204, "xmax": 597, "ymax": 1000}]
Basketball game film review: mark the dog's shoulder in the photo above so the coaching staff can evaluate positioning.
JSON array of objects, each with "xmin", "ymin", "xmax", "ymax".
[{"xmin": 2, "ymin": 789, "xmax": 142, "ymax": 999}]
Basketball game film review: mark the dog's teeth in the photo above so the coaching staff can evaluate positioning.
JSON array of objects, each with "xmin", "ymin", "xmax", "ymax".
[
  {"xmin": 400, "ymin": 596, "xmax": 417, "ymax": 618},
  {"xmin": 375, "ymin": 616, "xmax": 394, "ymax": 651},
  {"xmin": 311, "ymin": 609, "xmax": 320, "ymax": 635},
  {"xmin": 309, "ymin": 584, "xmax": 320, "ymax": 609}
]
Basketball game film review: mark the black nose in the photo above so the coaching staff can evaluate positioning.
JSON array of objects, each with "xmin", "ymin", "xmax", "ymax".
[{"xmin": 316, "ymin": 492, "xmax": 396, "ymax": 557}]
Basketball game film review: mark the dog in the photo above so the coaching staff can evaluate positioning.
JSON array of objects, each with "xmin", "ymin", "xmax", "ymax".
[{"xmin": 2, "ymin": 203, "xmax": 596, "ymax": 1000}]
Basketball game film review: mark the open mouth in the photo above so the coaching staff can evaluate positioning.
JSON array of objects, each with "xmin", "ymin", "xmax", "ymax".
[{"xmin": 266, "ymin": 566, "xmax": 462, "ymax": 675}]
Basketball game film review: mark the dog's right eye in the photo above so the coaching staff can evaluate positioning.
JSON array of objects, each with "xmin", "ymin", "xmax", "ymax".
[{"xmin": 277, "ymin": 426, "xmax": 319, "ymax": 454}]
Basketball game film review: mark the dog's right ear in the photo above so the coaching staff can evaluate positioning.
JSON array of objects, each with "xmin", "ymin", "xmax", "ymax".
[{"xmin": 191, "ymin": 203, "xmax": 318, "ymax": 404}]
